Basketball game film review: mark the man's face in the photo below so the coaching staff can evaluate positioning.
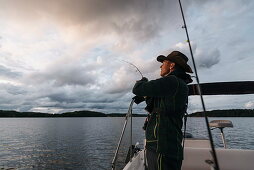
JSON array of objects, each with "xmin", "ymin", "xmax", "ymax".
[{"xmin": 160, "ymin": 60, "xmax": 175, "ymax": 77}]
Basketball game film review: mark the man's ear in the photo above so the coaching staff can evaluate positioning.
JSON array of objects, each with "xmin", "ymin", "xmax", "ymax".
[{"xmin": 170, "ymin": 62, "xmax": 175, "ymax": 70}]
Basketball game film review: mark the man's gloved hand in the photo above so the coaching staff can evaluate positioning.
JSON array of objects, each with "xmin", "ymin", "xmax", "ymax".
[
  {"xmin": 132, "ymin": 96, "xmax": 145, "ymax": 104},
  {"xmin": 140, "ymin": 77, "xmax": 148, "ymax": 82}
]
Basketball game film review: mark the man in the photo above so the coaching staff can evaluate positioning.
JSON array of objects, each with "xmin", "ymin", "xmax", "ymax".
[{"xmin": 132, "ymin": 51, "xmax": 193, "ymax": 170}]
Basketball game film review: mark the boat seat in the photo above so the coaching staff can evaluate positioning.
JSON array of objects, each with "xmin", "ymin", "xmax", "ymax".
[
  {"xmin": 183, "ymin": 138, "xmax": 210, "ymax": 148},
  {"xmin": 209, "ymin": 120, "xmax": 233, "ymax": 128}
]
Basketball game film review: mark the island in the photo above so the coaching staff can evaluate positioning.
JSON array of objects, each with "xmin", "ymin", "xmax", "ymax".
[
  {"xmin": 188, "ymin": 109, "xmax": 254, "ymax": 117},
  {"xmin": 0, "ymin": 110, "xmax": 147, "ymax": 117}
]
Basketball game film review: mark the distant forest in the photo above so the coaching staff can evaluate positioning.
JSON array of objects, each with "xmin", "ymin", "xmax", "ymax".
[
  {"xmin": 0, "ymin": 109, "xmax": 254, "ymax": 117},
  {"xmin": 0, "ymin": 110, "xmax": 146, "ymax": 117},
  {"xmin": 188, "ymin": 109, "xmax": 254, "ymax": 117}
]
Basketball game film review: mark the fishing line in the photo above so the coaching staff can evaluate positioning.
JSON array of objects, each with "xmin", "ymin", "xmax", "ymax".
[
  {"xmin": 177, "ymin": 0, "xmax": 220, "ymax": 169},
  {"xmin": 117, "ymin": 59, "xmax": 144, "ymax": 78}
]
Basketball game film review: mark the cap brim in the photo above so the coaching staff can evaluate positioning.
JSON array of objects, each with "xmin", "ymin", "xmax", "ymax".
[{"xmin": 157, "ymin": 55, "xmax": 167, "ymax": 63}]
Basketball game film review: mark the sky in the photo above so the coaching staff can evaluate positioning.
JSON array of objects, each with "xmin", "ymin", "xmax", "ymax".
[{"xmin": 0, "ymin": 0, "xmax": 254, "ymax": 114}]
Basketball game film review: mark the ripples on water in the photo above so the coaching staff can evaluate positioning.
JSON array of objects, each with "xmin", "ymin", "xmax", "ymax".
[{"xmin": 0, "ymin": 117, "xmax": 253, "ymax": 169}]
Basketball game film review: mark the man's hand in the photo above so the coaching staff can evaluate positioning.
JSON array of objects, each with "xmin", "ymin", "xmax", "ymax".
[
  {"xmin": 132, "ymin": 77, "xmax": 148, "ymax": 97},
  {"xmin": 132, "ymin": 96, "xmax": 145, "ymax": 104},
  {"xmin": 139, "ymin": 77, "xmax": 148, "ymax": 82}
]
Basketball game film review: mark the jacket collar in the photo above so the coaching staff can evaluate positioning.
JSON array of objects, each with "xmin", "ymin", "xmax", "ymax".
[{"xmin": 167, "ymin": 69, "xmax": 193, "ymax": 84}]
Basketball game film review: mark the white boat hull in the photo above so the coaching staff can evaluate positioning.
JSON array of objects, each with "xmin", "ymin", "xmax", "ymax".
[{"xmin": 124, "ymin": 139, "xmax": 254, "ymax": 170}]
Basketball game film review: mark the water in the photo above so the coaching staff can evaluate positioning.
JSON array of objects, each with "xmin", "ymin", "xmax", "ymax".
[{"xmin": 0, "ymin": 117, "xmax": 253, "ymax": 170}]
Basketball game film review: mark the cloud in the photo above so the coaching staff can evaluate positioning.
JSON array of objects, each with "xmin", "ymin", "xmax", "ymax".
[
  {"xmin": 104, "ymin": 66, "xmax": 137, "ymax": 94},
  {"xmin": 195, "ymin": 48, "xmax": 220, "ymax": 68},
  {"xmin": 162, "ymin": 42, "xmax": 221, "ymax": 70},
  {"xmin": 0, "ymin": 65, "xmax": 22, "ymax": 78},
  {"xmin": 0, "ymin": 0, "xmax": 196, "ymax": 43},
  {"xmin": 23, "ymin": 57, "xmax": 101, "ymax": 87},
  {"xmin": 245, "ymin": 101, "xmax": 254, "ymax": 109},
  {"xmin": 0, "ymin": 83, "xmax": 30, "ymax": 111},
  {"xmin": 0, "ymin": 81, "xmax": 125, "ymax": 113}
]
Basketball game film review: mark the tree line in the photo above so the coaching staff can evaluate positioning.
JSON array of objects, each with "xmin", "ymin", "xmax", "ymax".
[
  {"xmin": 0, "ymin": 110, "xmax": 146, "ymax": 117},
  {"xmin": 188, "ymin": 109, "xmax": 254, "ymax": 117}
]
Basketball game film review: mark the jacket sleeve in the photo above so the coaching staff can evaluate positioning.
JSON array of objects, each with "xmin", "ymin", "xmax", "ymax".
[{"xmin": 132, "ymin": 75, "xmax": 178, "ymax": 97}]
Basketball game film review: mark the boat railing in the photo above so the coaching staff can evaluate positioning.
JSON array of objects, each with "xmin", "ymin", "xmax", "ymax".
[{"xmin": 111, "ymin": 99, "xmax": 134, "ymax": 170}]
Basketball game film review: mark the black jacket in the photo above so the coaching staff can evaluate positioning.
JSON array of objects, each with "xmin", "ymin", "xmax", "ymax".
[{"xmin": 132, "ymin": 70, "xmax": 190, "ymax": 160}]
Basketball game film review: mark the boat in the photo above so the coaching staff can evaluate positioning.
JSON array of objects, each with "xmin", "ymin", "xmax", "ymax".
[
  {"xmin": 112, "ymin": 0, "xmax": 254, "ymax": 169},
  {"xmin": 112, "ymin": 81, "xmax": 254, "ymax": 170}
]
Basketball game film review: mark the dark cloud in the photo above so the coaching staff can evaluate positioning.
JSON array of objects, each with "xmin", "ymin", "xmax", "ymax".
[
  {"xmin": 0, "ymin": 65, "xmax": 22, "ymax": 78},
  {"xmin": 105, "ymin": 84, "xmax": 132, "ymax": 94},
  {"xmin": 0, "ymin": 0, "xmax": 200, "ymax": 42},
  {"xmin": 5, "ymin": 85, "xmax": 27, "ymax": 95},
  {"xmin": 47, "ymin": 93, "xmax": 78, "ymax": 104},
  {"xmin": 196, "ymin": 49, "xmax": 221, "ymax": 68},
  {"xmin": 0, "ymin": 84, "xmax": 30, "ymax": 112},
  {"xmin": 26, "ymin": 63, "xmax": 96, "ymax": 86},
  {"xmin": 47, "ymin": 89, "xmax": 120, "ymax": 104},
  {"xmin": 34, "ymin": 89, "xmax": 128, "ymax": 113}
]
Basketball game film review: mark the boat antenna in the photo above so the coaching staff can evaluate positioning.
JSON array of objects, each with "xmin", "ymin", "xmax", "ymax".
[
  {"xmin": 118, "ymin": 59, "xmax": 144, "ymax": 78},
  {"xmin": 177, "ymin": 0, "xmax": 220, "ymax": 169}
]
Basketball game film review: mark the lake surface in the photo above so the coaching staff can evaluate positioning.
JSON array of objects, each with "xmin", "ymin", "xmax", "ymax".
[{"xmin": 0, "ymin": 117, "xmax": 253, "ymax": 169}]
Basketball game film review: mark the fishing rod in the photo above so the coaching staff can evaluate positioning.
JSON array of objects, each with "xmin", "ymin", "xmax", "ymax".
[
  {"xmin": 111, "ymin": 59, "xmax": 144, "ymax": 169},
  {"xmin": 119, "ymin": 59, "xmax": 144, "ymax": 78},
  {"xmin": 177, "ymin": 0, "xmax": 220, "ymax": 170}
]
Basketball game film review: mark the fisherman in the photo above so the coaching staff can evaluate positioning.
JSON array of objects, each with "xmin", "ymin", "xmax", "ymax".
[{"xmin": 132, "ymin": 51, "xmax": 193, "ymax": 170}]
